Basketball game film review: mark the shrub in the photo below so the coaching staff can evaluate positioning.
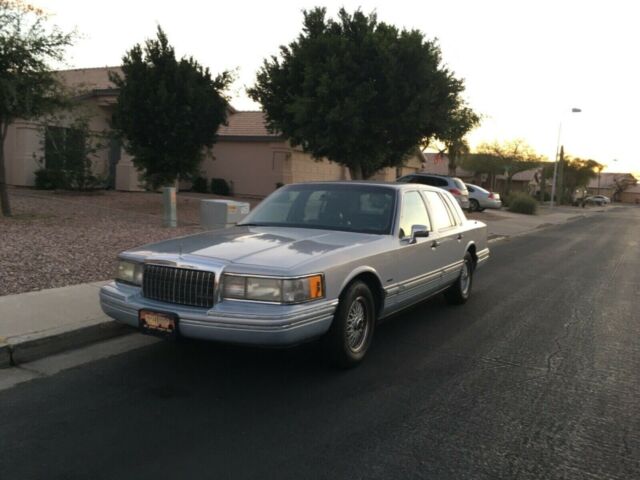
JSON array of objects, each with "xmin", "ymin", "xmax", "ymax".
[
  {"xmin": 507, "ymin": 193, "xmax": 537, "ymax": 215},
  {"xmin": 192, "ymin": 176, "xmax": 208, "ymax": 193},
  {"xmin": 210, "ymin": 178, "xmax": 231, "ymax": 196},
  {"xmin": 34, "ymin": 168, "xmax": 68, "ymax": 190}
]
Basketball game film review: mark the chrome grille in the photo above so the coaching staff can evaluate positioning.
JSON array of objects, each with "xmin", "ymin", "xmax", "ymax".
[{"xmin": 143, "ymin": 265, "xmax": 215, "ymax": 308}]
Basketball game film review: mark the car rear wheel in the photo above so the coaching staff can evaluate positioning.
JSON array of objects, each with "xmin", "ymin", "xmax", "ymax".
[
  {"xmin": 324, "ymin": 281, "xmax": 375, "ymax": 368},
  {"xmin": 444, "ymin": 252, "xmax": 474, "ymax": 305},
  {"xmin": 469, "ymin": 199, "xmax": 481, "ymax": 212}
]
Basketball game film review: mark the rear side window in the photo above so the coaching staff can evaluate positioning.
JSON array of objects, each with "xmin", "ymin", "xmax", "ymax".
[
  {"xmin": 453, "ymin": 178, "xmax": 466, "ymax": 190},
  {"xmin": 423, "ymin": 190, "xmax": 455, "ymax": 230},
  {"xmin": 441, "ymin": 192, "xmax": 464, "ymax": 225},
  {"xmin": 413, "ymin": 176, "xmax": 447, "ymax": 187}
]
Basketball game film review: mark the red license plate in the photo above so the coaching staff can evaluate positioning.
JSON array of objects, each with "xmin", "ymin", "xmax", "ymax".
[{"xmin": 139, "ymin": 310, "xmax": 178, "ymax": 339}]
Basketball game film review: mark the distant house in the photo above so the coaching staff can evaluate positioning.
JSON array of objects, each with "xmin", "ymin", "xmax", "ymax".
[
  {"xmin": 202, "ymin": 111, "xmax": 425, "ymax": 197},
  {"xmin": 3, "ymin": 67, "xmax": 426, "ymax": 197},
  {"xmin": 619, "ymin": 183, "xmax": 640, "ymax": 204},
  {"xmin": 421, "ymin": 153, "xmax": 471, "ymax": 179},
  {"xmin": 586, "ymin": 172, "xmax": 639, "ymax": 203}
]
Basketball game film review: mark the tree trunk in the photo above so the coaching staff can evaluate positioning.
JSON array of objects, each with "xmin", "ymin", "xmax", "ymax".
[
  {"xmin": 0, "ymin": 121, "xmax": 12, "ymax": 217},
  {"xmin": 448, "ymin": 156, "xmax": 457, "ymax": 176},
  {"xmin": 349, "ymin": 164, "xmax": 363, "ymax": 180}
]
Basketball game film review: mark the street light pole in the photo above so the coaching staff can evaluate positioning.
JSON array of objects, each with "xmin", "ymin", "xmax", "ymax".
[{"xmin": 550, "ymin": 108, "xmax": 581, "ymax": 207}]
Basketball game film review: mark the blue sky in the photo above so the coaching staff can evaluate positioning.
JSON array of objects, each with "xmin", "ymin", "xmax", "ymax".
[{"xmin": 37, "ymin": 0, "xmax": 639, "ymax": 174}]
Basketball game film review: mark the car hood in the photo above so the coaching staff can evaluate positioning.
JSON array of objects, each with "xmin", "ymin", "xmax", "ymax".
[{"xmin": 126, "ymin": 226, "xmax": 384, "ymax": 270}]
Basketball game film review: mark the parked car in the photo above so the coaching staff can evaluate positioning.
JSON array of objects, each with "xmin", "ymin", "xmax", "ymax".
[
  {"xmin": 583, "ymin": 195, "xmax": 611, "ymax": 206},
  {"xmin": 100, "ymin": 182, "xmax": 489, "ymax": 367},
  {"xmin": 396, "ymin": 173, "xmax": 471, "ymax": 211},
  {"xmin": 465, "ymin": 183, "xmax": 502, "ymax": 211}
]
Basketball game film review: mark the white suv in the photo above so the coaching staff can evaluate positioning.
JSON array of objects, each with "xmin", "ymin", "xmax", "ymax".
[{"xmin": 397, "ymin": 173, "xmax": 471, "ymax": 210}]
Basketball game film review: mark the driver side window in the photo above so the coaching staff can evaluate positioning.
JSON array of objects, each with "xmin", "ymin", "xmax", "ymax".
[{"xmin": 398, "ymin": 191, "xmax": 431, "ymax": 238}]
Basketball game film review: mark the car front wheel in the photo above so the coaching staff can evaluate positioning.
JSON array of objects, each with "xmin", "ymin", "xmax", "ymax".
[
  {"xmin": 444, "ymin": 252, "xmax": 474, "ymax": 305},
  {"xmin": 324, "ymin": 281, "xmax": 375, "ymax": 368}
]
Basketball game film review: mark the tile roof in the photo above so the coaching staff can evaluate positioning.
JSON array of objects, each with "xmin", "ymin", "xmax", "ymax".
[
  {"xmin": 217, "ymin": 111, "xmax": 281, "ymax": 138},
  {"xmin": 587, "ymin": 172, "xmax": 637, "ymax": 188}
]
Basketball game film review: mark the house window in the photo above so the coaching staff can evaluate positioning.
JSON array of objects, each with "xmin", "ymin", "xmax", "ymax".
[{"xmin": 44, "ymin": 126, "xmax": 85, "ymax": 170}]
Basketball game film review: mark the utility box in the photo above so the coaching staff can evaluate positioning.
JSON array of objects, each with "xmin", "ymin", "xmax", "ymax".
[{"xmin": 200, "ymin": 199, "xmax": 250, "ymax": 229}]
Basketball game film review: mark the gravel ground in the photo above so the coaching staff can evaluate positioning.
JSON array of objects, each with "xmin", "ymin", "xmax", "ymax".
[{"xmin": 0, "ymin": 189, "xmax": 260, "ymax": 296}]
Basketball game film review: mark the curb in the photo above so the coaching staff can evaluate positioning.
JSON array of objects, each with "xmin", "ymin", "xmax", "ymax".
[
  {"xmin": 1, "ymin": 321, "xmax": 132, "ymax": 368},
  {"xmin": 0, "ymin": 343, "xmax": 10, "ymax": 368}
]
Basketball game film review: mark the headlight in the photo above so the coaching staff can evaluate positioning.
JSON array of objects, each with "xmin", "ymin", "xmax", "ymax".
[
  {"xmin": 223, "ymin": 274, "xmax": 324, "ymax": 304},
  {"xmin": 116, "ymin": 260, "xmax": 143, "ymax": 286}
]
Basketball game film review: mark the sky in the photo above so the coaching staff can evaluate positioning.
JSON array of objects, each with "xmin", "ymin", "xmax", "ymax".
[{"xmin": 34, "ymin": 0, "xmax": 639, "ymax": 174}]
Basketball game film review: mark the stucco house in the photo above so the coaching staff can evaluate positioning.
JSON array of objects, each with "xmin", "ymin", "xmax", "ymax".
[
  {"xmin": 587, "ymin": 172, "xmax": 639, "ymax": 203},
  {"xmin": 3, "ymin": 67, "xmax": 426, "ymax": 197}
]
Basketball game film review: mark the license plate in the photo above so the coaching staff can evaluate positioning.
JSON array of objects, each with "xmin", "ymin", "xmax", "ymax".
[{"xmin": 139, "ymin": 310, "xmax": 178, "ymax": 339}]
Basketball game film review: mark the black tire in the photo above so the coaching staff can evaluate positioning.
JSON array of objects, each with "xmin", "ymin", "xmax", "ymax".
[
  {"xmin": 469, "ymin": 199, "xmax": 480, "ymax": 212},
  {"xmin": 444, "ymin": 252, "xmax": 474, "ymax": 305},
  {"xmin": 323, "ymin": 281, "xmax": 376, "ymax": 368}
]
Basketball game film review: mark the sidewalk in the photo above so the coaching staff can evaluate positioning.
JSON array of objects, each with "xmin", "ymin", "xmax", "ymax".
[
  {"xmin": 470, "ymin": 204, "xmax": 607, "ymax": 240},
  {"xmin": 0, "ymin": 205, "xmax": 609, "ymax": 367},
  {"xmin": 0, "ymin": 281, "xmax": 129, "ymax": 367}
]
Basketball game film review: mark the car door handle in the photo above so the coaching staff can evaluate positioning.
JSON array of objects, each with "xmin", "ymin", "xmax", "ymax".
[
  {"xmin": 457, "ymin": 233, "xmax": 464, "ymax": 240},
  {"xmin": 431, "ymin": 240, "xmax": 440, "ymax": 248}
]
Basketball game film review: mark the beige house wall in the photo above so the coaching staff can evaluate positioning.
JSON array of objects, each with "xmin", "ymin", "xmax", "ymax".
[
  {"xmin": 620, "ymin": 190, "xmax": 640, "ymax": 204},
  {"xmin": 203, "ymin": 141, "xmax": 288, "ymax": 197},
  {"xmin": 4, "ymin": 121, "xmax": 43, "ymax": 186},
  {"xmin": 289, "ymin": 150, "xmax": 348, "ymax": 184},
  {"xmin": 3, "ymin": 98, "xmax": 117, "ymax": 187}
]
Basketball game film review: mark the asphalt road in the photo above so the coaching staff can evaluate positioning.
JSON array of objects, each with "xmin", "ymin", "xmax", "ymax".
[{"xmin": 1, "ymin": 207, "xmax": 639, "ymax": 480}]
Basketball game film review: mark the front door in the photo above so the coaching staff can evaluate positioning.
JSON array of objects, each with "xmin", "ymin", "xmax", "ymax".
[{"xmin": 388, "ymin": 190, "xmax": 443, "ymax": 313}]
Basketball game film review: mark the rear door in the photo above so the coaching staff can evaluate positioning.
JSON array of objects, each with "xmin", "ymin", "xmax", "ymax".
[{"xmin": 422, "ymin": 190, "xmax": 466, "ymax": 287}]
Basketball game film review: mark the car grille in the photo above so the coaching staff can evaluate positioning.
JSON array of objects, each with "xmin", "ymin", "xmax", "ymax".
[{"xmin": 142, "ymin": 265, "xmax": 215, "ymax": 308}]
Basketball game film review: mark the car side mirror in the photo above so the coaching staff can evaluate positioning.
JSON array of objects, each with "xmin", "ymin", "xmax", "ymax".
[{"xmin": 409, "ymin": 224, "xmax": 429, "ymax": 244}]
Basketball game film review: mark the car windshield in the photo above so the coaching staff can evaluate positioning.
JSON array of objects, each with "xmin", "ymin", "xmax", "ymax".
[{"xmin": 238, "ymin": 184, "xmax": 396, "ymax": 234}]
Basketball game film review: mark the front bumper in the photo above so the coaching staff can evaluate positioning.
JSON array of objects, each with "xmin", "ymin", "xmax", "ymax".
[{"xmin": 100, "ymin": 282, "xmax": 337, "ymax": 346}]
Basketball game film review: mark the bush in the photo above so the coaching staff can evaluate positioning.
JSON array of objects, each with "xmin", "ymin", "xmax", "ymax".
[
  {"xmin": 34, "ymin": 168, "xmax": 68, "ymax": 190},
  {"xmin": 192, "ymin": 176, "xmax": 208, "ymax": 193},
  {"xmin": 507, "ymin": 193, "xmax": 537, "ymax": 215},
  {"xmin": 210, "ymin": 178, "xmax": 231, "ymax": 196},
  {"xmin": 34, "ymin": 167, "xmax": 104, "ymax": 191}
]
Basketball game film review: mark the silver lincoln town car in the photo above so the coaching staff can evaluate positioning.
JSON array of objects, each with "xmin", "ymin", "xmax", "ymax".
[{"xmin": 100, "ymin": 182, "xmax": 489, "ymax": 366}]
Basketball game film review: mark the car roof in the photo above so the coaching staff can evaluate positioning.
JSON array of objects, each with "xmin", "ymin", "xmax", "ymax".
[
  {"xmin": 283, "ymin": 180, "xmax": 447, "ymax": 193},
  {"xmin": 405, "ymin": 173, "xmax": 456, "ymax": 178}
]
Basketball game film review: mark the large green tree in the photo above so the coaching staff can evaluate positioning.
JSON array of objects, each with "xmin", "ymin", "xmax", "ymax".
[
  {"xmin": 0, "ymin": 0, "xmax": 74, "ymax": 216},
  {"xmin": 248, "ymin": 7, "xmax": 477, "ymax": 179},
  {"xmin": 110, "ymin": 27, "xmax": 233, "ymax": 189}
]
